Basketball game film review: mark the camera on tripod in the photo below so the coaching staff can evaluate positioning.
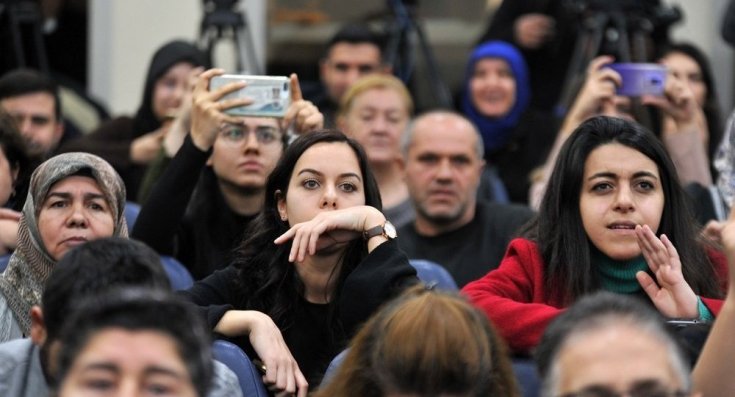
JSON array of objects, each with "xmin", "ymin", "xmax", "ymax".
[
  {"xmin": 199, "ymin": 0, "xmax": 261, "ymax": 74},
  {"xmin": 555, "ymin": 0, "xmax": 682, "ymax": 112},
  {"xmin": 563, "ymin": 0, "xmax": 682, "ymax": 57},
  {"xmin": 564, "ymin": 0, "xmax": 681, "ymax": 21}
]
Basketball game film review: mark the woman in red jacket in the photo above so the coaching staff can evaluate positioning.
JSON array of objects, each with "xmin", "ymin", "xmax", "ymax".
[{"xmin": 463, "ymin": 115, "xmax": 728, "ymax": 354}]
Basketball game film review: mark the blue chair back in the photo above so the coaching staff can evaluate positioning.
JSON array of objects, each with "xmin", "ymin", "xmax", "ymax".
[
  {"xmin": 0, "ymin": 254, "xmax": 10, "ymax": 273},
  {"xmin": 322, "ymin": 349, "xmax": 540, "ymax": 397},
  {"xmin": 409, "ymin": 259, "xmax": 459, "ymax": 291},
  {"xmin": 212, "ymin": 340, "xmax": 268, "ymax": 397},
  {"xmin": 321, "ymin": 348, "xmax": 348, "ymax": 387},
  {"xmin": 124, "ymin": 201, "xmax": 141, "ymax": 230},
  {"xmin": 478, "ymin": 165, "xmax": 510, "ymax": 204},
  {"xmin": 512, "ymin": 357, "xmax": 540, "ymax": 397},
  {"xmin": 159, "ymin": 256, "xmax": 194, "ymax": 290}
]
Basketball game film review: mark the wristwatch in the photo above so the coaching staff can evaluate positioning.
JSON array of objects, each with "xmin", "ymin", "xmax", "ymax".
[{"xmin": 363, "ymin": 220, "xmax": 397, "ymax": 241}]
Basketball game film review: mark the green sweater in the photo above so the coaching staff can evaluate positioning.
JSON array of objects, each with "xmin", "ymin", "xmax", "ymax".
[{"xmin": 592, "ymin": 247, "xmax": 713, "ymax": 322}]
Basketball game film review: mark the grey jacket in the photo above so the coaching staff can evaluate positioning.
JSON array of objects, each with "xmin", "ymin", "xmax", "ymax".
[{"xmin": 0, "ymin": 338, "xmax": 243, "ymax": 397}]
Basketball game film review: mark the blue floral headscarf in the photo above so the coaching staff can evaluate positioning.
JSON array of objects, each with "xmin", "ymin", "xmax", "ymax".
[{"xmin": 461, "ymin": 41, "xmax": 531, "ymax": 153}]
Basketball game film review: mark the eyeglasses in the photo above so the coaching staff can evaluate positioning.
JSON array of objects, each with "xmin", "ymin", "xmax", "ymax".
[
  {"xmin": 559, "ymin": 382, "xmax": 688, "ymax": 397},
  {"xmin": 218, "ymin": 124, "xmax": 281, "ymax": 145}
]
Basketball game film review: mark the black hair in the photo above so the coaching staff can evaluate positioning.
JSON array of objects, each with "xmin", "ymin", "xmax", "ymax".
[
  {"xmin": 525, "ymin": 116, "xmax": 721, "ymax": 305},
  {"xmin": 0, "ymin": 110, "xmax": 32, "ymax": 209},
  {"xmin": 53, "ymin": 288, "xmax": 212, "ymax": 397},
  {"xmin": 656, "ymin": 42, "xmax": 723, "ymax": 164},
  {"xmin": 535, "ymin": 292, "xmax": 689, "ymax": 395},
  {"xmin": 323, "ymin": 23, "xmax": 385, "ymax": 61},
  {"xmin": 0, "ymin": 68, "xmax": 61, "ymax": 120},
  {"xmin": 41, "ymin": 237, "xmax": 171, "ymax": 342},
  {"xmin": 234, "ymin": 129, "xmax": 382, "ymax": 330}
]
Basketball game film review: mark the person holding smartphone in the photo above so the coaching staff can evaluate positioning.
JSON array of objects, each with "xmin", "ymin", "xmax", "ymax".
[{"xmin": 131, "ymin": 69, "xmax": 323, "ymax": 280}]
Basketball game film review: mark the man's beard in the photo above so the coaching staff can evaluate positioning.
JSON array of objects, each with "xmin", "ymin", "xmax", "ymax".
[{"xmin": 415, "ymin": 201, "xmax": 466, "ymax": 227}]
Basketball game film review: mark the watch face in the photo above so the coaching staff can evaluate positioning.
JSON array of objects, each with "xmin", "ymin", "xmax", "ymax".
[{"xmin": 384, "ymin": 221, "xmax": 397, "ymax": 239}]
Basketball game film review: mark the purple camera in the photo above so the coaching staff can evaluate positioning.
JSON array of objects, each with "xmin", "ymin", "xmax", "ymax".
[{"xmin": 606, "ymin": 63, "xmax": 667, "ymax": 97}]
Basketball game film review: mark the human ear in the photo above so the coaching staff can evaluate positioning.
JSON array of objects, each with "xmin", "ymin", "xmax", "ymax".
[
  {"xmin": 275, "ymin": 190, "xmax": 287, "ymax": 221},
  {"xmin": 30, "ymin": 306, "xmax": 47, "ymax": 345}
]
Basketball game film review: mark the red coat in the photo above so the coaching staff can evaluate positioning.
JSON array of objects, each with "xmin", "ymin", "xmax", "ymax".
[{"xmin": 461, "ymin": 238, "xmax": 729, "ymax": 354}]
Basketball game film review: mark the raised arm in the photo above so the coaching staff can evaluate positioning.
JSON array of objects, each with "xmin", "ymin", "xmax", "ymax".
[
  {"xmin": 132, "ymin": 69, "xmax": 251, "ymax": 258},
  {"xmin": 643, "ymin": 70, "xmax": 712, "ymax": 186},
  {"xmin": 692, "ymin": 208, "xmax": 735, "ymax": 397},
  {"xmin": 529, "ymin": 56, "xmax": 621, "ymax": 209}
]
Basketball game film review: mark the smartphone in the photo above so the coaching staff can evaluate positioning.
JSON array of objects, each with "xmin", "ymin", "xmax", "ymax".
[
  {"xmin": 606, "ymin": 63, "xmax": 667, "ymax": 97},
  {"xmin": 666, "ymin": 319, "xmax": 703, "ymax": 329},
  {"xmin": 209, "ymin": 74, "xmax": 291, "ymax": 118}
]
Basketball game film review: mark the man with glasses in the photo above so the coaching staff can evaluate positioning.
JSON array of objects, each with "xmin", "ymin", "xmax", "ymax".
[{"xmin": 132, "ymin": 69, "xmax": 323, "ymax": 279}]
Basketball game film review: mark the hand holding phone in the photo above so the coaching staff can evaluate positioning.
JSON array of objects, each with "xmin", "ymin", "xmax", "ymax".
[
  {"xmin": 606, "ymin": 63, "xmax": 667, "ymax": 97},
  {"xmin": 209, "ymin": 74, "xmax": 291, "ymax": 118}
]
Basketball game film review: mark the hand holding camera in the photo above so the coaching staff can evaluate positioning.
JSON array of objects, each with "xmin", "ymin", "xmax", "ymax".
[
  {"xmin": 190, "ymin": 68, "xmax": 254, "ymax": 151},
  {"xmin": 282, "ymin": 74, "xmax": 324, "ymax": 135},
  {"xmin": 562, "ymin": 55, "xmax": 622, "ymax": 132},
  {"xmin": 208, "ymin": 72, "xmax": 323, "ymax": 136},
  {"xmin": 642, "ymin": 67, "xmax": 707, "ymax": 140},
  {"xmin": 606, "ymin": 63, "xmax": 667, "ymax": 97}
]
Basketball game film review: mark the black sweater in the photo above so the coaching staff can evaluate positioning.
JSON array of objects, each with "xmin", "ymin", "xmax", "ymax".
[
  {"xmin": 180, "ymin": 240, "xmax": 417, "ymax": 386},
  {"xmin": 397, "ymin": 201, "xmax": 534, "ymax": 287},
  {"xmin": 132, "ymin": 136, "xmax": 254, "ymax": 279}
]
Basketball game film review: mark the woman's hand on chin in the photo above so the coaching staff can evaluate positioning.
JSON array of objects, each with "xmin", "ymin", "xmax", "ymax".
[
  {"xmin": 274, "ymin": 206, "xmax": 386, "ymax": 262},
  {"xmin": 635, "ymin": 224, "xmax": 699, "ymax": 318}
]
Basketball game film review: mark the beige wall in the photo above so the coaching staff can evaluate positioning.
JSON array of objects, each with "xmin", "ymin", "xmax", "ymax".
[
  {"xmin": 89, "ymin": 0, "xmax": 266, "ymax": 116},
  {"xmin": 89, "ymin": 1, "xmax": 734, "ymax": 116}
]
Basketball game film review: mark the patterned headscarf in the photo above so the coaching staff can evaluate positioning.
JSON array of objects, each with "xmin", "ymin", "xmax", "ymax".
[
  {"xmin": 0, "ymin": 152, "xmax": 127, "ymax": 335},
  {"xmin": 461, "ymin": 41, "xmax": 531, "ymax": 154}
]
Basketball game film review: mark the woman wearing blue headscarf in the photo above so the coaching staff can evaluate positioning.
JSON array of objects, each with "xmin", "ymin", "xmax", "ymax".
[{"xmin": 461, "ymin": 40, "xmax": 559, "ymax": 205}]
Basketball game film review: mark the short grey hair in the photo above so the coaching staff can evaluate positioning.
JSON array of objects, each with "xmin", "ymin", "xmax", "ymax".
[
  {"xmin": 536, "ymin": 293, "xmax": 691, "ymax": 397},
  {"xmin": 400, "ymin": 110, "xmax": 485, "ymax": 159}
]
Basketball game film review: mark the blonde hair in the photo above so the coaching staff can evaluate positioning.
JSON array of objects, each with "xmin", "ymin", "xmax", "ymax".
[
  {"xmin": 314, "ymin": 285, "xmax": 520, "ymax": 397},
  {"xmin": 337, "ymin": 74, "xmax": 414, "ymax": 119}
]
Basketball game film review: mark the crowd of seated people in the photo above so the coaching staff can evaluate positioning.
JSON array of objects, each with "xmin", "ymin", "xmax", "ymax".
[{"xmin": 2, "ymin": 5, "xmax": 735, "ymax": 395}]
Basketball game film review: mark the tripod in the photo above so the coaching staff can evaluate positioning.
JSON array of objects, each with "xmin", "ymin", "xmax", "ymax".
[
  {"xmin": 0, "ymin": 0, "xmax": 49, "ymax": 73},
  {"xmin": 199, "ymin": 0, "xmax": 261, "ymax": 74},
  {"xmin": 555, "ymin": 8, "xmax": 653, "ymax": 115},
  {"xmin": 384, "ymin": 0, "xmax": 452, "ymax": 108}
]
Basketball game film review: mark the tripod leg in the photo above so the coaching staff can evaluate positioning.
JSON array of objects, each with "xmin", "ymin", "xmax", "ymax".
[
  {"xmin": 611, "ymin": 12, "xmax": 632, "ymax": 62},
  {"xmin": 200, "ymin": 28, "xmax": 218, "ymax": 69},
  {"xmin": 7, "ymin": 2, "xmax": 49, "ymax": 72},
  {"xmin": 556, "ymin": 13, "xmax": 608, "ymax": 116},
  {"xmin": 8, "ymin": 10, "xmax": 26, "ymax": 67},
  {"xmin": 234, "ymin": 19, "xmax": 261, "ymax": 74},
  {"xmin": 385, "ymin": 19, "xmax": 410, "ymax": 82},
  {"xmin": 628, "ymin": 18, "xmax": 651, "ymax": 62},
  {"xmin": 411, "ymin": 18, "xmax": 452, "ymax": 108}
]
